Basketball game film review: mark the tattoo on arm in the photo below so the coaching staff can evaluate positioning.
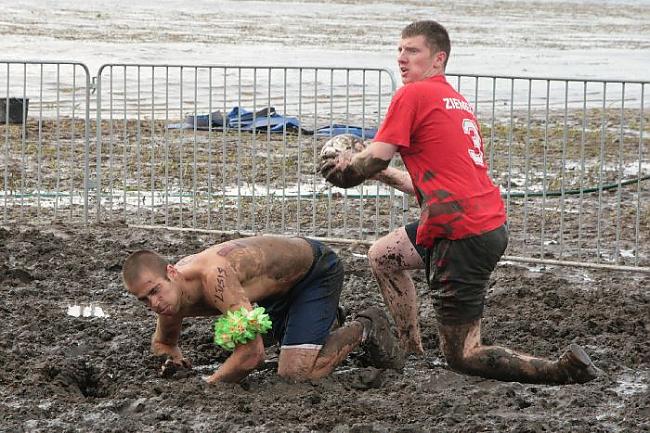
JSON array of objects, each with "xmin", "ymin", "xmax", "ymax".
[
  {"xmin": 214, "ymin": 267, "xmax": 226, "ymax": 303},
  {"xmin": 216, "ymin": 242, "xmax": 245, "ymax": 257}
]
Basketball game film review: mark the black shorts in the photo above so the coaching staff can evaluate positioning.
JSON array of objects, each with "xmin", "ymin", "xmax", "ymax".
[
  {"xmin": 405, "ymin": 221, "xmax": 508, "ymax": 326},
  {"xmin": 257, "ymin": 238, "xmax": 343, "ymax": 347}
]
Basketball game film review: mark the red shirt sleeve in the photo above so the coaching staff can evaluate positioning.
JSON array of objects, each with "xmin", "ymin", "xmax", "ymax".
[{"xmin": 373, "ymin": 87, "xmax": 417, "ymax": 149}]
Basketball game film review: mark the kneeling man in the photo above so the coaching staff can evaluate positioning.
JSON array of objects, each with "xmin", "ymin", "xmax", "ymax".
[{"xmin": 121, "ymin": 235, "xmax": 404, "ymax": 383}]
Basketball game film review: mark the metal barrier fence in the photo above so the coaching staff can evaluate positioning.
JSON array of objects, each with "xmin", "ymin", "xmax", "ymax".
[
  {"xmin": 92, "ymin": 64, "xmax": 402, "ymax": 237},
  {"xmin": 0, "ymin": 60, "xmax": 92, "ymax": 224},
  {"xmin": 444, "ymin": 74, "xmax": 648, "ymax": 270},
  {"xmin": 1, "ymin": 60, "xmax": 647, "ymax": 272}
]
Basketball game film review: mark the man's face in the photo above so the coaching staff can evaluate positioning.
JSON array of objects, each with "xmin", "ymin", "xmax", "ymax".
[
  {"xmin": 128, "ymin": 266, "xmax": 180, "ymax": 316},
  {"xmin": 397, "ymin": 35, "xmax": 446, "ymax": 84}
]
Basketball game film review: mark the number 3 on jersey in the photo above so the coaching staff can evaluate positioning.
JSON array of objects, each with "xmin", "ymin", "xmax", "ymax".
[{"xmin": 462, "ymin": 118, "xmax": 485, "ymax": 167}]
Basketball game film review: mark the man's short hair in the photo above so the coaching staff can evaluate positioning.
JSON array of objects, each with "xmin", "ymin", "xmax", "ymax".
[
  {"xmin": 122, "ymin": 250, "xmax": 169, "ymax": 288},
  {"xmin": 402, "ymin": 20, "xmax": 451, "ymax": 68}
]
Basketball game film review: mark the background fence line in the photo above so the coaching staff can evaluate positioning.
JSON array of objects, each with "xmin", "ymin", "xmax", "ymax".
[
  {"xmin": 92, "ymin": 64, "xmax": 401, "ymax": 239},
  {"xmin": 1, "ymin": 60, "xmax": 648, "ymax": 273},
  {"xmin": 0, "ymin": 60, "xmax": 91, "ymax": 224}
]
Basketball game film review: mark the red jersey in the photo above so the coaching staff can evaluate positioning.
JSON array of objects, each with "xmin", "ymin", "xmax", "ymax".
[{"xmin": 374, "ymin": 75, "xmax": 506, "ymax": 247}]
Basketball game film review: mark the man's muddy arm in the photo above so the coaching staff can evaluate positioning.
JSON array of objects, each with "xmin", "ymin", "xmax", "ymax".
[
  {"xmin": 205, "ymin": 336, "xmax": 266, "ymax": 384},
  {"xmin": 372, "ymin": 166, "xmax": 415, "ymax": 195},
  {"xmin": 202, "ymin": 261, "xmax": 266, "ymax": 383},
  {"xmin": 151, "ymin": 315, "xmax": 188, "ymax": 364},
  {"xmin": 321, "ymin": 141, "xmax": 398, "ymax": 188}
]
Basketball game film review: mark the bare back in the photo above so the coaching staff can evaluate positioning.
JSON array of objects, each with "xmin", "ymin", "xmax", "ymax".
[{"xmin": 176, "ymin": 236, "xmax": 314, "ymax": 312}]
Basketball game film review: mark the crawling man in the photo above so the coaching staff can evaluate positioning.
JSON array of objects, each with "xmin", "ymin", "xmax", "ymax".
[{"xmin": 121, "ymin": 235, "xmax": 404, "ymax": 383}]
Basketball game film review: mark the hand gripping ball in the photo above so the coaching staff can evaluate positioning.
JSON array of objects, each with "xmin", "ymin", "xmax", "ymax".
[{"xmin": 320, "ymin": 134, "xmax": 367, "ymax": 158}]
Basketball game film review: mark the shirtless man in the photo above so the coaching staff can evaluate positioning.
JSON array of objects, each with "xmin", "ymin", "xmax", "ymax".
[{"xmin": 121, "ymin": 235, "xmax": 404, "ymax": 383}]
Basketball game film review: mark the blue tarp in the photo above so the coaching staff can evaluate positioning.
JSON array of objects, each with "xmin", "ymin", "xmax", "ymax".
[
  {"xmin": 314, "ymin": 124, "xmax": 376, "ymax": 139},
  {"xmin": 167, "ymin": 106, "xmax": 376, "ymax": 139}
]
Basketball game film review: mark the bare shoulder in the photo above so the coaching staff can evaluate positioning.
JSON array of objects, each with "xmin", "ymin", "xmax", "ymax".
[
  {"xmin": 201, "ymin": 258, "xmax": 251, "ymax": 312},
  {"xmin": 196, "ymin": 251, "xmax": 231, "ymax": 282},
  {"xmin": 175, "ymin": 248, "xmax": 229, "ymax": 278},
  {"xmin": 175, "ymin": 253, "xmax": 198, "ymax": 269}
]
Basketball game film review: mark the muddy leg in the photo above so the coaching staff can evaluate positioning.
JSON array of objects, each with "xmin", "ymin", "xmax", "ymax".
[
  {"xmin": 368, "ymin": 227, "xmax": 424, "ymax": 354},
  {"xmin": 439, "ymin": 319, "xmax": 599, "ymax": 384},
  {"xmin": 279, "ymin": 321, "xmax": 364, "ymax": 381}
]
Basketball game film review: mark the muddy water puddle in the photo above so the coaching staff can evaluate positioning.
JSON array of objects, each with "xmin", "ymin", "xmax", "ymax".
[{"xmin": 611, "ymin": 370, "xmax": 649, "ymax": 397}]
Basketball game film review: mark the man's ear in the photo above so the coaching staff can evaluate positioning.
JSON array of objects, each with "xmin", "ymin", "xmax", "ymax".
[
  {"xmin": 433, "ymin": 50, "xmax": 447, "ymax": 69},
  {"xmin": 166, "ymin": 264, "xmax": 178, "ymax": 280}
]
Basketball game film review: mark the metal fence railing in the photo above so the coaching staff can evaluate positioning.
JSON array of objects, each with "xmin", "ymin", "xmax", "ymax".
[
  {"xmin": 1, "ymin": 60, "xmax": 647, "ymax": 272},
  {"xmin": 92, "ymin": 64, "xmax": 400, "ymax": 238},
  {"xmin": 0, "ymin": 60, "xmax": 92, "ymax": 225},
  {"xmin": 445, "ymin": 74, "xmax": 648, "ymax": 270}
]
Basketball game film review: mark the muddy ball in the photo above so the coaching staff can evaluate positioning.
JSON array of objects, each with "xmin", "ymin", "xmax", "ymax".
[{"xmin": 320, "ymin": 134, "xmax": 366, "ymax": 158}]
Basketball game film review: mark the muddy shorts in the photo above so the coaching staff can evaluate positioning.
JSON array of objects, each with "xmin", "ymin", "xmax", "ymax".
[
  {"xmin": 257, "ymin": 238, "xmax": 343, "ymax": 348},
  {"xmin": 406, "ymin": 221, "xmax": 508, "ymax": 326}
]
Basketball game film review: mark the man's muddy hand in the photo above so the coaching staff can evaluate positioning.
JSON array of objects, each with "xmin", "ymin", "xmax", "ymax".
[
  {"xmin": 319, "ymin": 150, "xmax": 353, "ymax": 180},
  {"xmin": 319, "ymin": 151, "xmax": 366, "ymax": 188},
  {"xmin": 160, "ymin": 357, "xmax": 192, "ymax": 378}
]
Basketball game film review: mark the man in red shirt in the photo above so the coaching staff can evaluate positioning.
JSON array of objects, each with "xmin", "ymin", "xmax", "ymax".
[{"xmin": 321, "ymin": 20, "xmax": 599, "ymax": 384}]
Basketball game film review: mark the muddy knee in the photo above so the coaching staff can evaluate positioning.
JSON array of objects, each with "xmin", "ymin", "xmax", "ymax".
[
  {"xmin": 278, "ymin": 362, "xmax": 318, "ymax": 382},
  {"xmin": 278, "ymin": 347, "xmax": 322, "ymax": 381},
  {"xmin": 368, "ymin": 243, "xmax": 407, "ymax": 275},
  {"xmin": 367, "ymin": 242, "xmax": 386, "ymax": 272},
  {"xmin": 278, "ymin": 367, "xmax": 305, "ymax": 382}
]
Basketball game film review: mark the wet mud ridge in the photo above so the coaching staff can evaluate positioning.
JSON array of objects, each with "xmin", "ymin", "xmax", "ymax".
[{"xmin": 0, "ymin": 223, "xmax": 647, "ymax": 432}]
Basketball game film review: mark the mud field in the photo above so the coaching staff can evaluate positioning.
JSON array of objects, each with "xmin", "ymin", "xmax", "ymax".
[{"xmin": 0, "ymin": 222, "xmax": 648, "ymax": 433}]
